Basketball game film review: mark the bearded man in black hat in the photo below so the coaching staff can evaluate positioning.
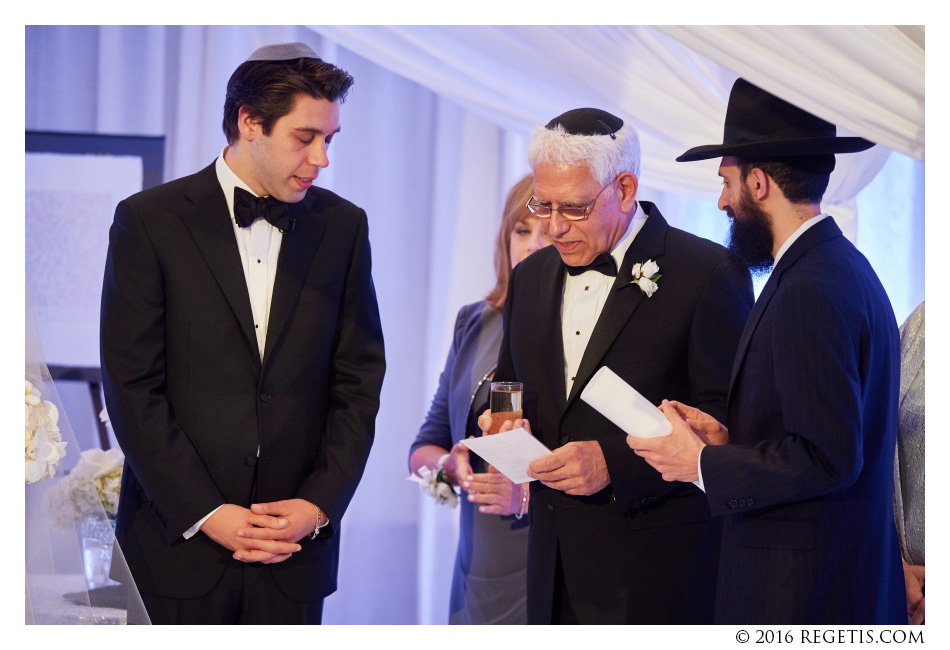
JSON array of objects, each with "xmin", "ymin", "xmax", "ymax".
[
  {"xmin": 629, "ymin": 79, "xmax": 907, "ymax": 624},
  {"xmin": 100, "ymin": 42, "xmax": 385, "ymax": 624},
  {"xmin": 479, "ymin": 108, "xmax": 753, "ymax": 623}
]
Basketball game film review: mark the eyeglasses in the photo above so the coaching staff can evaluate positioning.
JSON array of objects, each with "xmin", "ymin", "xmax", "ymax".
[{"xmin": 525, "ymin": 178, "xmax": 615, "ymax": 221}]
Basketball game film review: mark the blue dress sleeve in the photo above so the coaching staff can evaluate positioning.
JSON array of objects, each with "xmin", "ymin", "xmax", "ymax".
[{"xmin": 408, "ymin": 304, "xmax": 477, "ymax": 466}]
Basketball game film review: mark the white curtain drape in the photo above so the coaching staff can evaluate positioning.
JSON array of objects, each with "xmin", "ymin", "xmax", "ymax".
[
  {"xmin": 307, "ymin": 25, "xmax": 923, "ymax": 197},
  {"xmin": 657, "ymin": 25, "xmax": 925, "ymax": 160},
  {"xmin": 25, "ymin": 25, "xmax": 924, "ymax": 625}
]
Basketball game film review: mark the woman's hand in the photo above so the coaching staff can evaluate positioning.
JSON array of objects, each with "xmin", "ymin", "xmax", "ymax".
[
  {"xmin": 440, "ymin": 438, "xmax": 473, "ymax": 487},
  {"xmin": 903, "ymin": 560, "xmax": 925, "ymax": 624},
  {"xmin": 463, "ymin": 471, "xmax": 527, "ymax": 516},
  {"xmin": 476, "ymin": 409, "xmax": 532, "ymax": 436}
]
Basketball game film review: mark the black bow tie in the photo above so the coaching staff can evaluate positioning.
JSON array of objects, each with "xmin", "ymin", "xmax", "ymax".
[
  {"xmin": 233, "ymin": 187, "xmax": 294, "ymax": 233},
  {"xmin": 566, "ymin": 253, "xmax": 617, "ymax": 276}
]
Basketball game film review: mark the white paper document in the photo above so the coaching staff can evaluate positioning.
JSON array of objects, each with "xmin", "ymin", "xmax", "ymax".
[
  {"xmin": 460, "ymin": 428, "xmax": 552, "ymax": 484},
  {"xmin": 580, "ymin": 366, "xmax": 672, "ymax": 438}
]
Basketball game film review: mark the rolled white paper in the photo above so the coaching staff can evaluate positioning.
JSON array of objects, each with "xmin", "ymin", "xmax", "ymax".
[{"xmin": 580, "ymin": 366, "xmax": 672, "ymax": 438}]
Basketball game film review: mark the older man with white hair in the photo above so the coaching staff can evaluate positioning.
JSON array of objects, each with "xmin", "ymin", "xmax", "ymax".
[{"xmin": 479, "ymin": 108, "xmax": 753, "ymax": 623}]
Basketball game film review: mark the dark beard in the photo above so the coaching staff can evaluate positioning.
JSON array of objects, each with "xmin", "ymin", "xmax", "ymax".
[{"xmin": 726, "ymin": 190, "xmax": 774, "ymax": 275}]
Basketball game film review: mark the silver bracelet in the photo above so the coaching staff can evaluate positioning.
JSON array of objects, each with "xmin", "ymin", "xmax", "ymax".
[
  {"xmin": 436, "ymin": 453, "xmax": 450, "ymax": 471},
  {"xmin": 515, "ymin": 483, "xmax": 528, "ymax": 519}
]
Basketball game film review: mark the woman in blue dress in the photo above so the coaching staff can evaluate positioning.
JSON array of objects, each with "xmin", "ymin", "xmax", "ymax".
[{"xmin": 409, "ymin": 175, "xmax": 550, "ymax": 624}]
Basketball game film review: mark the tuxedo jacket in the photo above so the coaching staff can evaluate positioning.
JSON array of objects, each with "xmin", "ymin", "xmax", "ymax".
[
  {"xmin": 100, "ymin": 163, "xmax": 385, "ymax": 603},
  {"xmin": 701, "ymin": 217, "xmax": 906, "ymax": 624},
  {"xmin": 494, "ymin": 202, "xmax": 753, "ymax": 623}
]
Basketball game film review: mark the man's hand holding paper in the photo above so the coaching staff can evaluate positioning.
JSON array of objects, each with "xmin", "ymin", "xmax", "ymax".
[
  {"xmin": 477, "ymin": 409, "xmax": 611, "ymax": 496},
  {"xmin": 665, "ymin": 400, "xmax": 729, "ymax": 446},
  {"xmin": 579, "ymin": 366, "xmax": 728, "ymax": 483},
  {"xmin": 580, "ymin": 366, "xmax": 672, "ymax": 438},
  {"xmin": 465, "ymin": 412, "xmax": 547, "ymax": 486},
  {"xmin": 527, "ymin": 441, "xmax": 610, "ymax": 496},
  {"xmin": 627, "ymin": 399, "xmax": 727, "ymax": 482}
]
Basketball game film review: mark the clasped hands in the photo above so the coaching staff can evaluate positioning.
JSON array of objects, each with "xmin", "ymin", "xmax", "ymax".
[
  {"xmin": 200, "ymin": 498, "xmax": 324, "ymax": 565},
  {"xmin": 475, "ymin": 410, "xmax": 610, "ymax": 496}
]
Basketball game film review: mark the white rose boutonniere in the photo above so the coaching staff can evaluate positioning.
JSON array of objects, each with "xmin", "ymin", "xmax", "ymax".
[
  {"xmin": 407, "ymin": 465, "xmax": 459, "ymax": 508},
  {"xmin": 630, "ymin": 259, "xmax": 661, "ymax": 297}
]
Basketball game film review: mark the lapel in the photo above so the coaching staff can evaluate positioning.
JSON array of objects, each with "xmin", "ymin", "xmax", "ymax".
[
  {"xmin": 564, "ymin": 202, "xmax": 667, "ymax": 410},
  {"xmin": 262, "ymin": 190, "xmax": 327, "ymax": 370},
  {"xmin": 178, "ymin": 164, "xmax": 261, "ymax": 364},
  {"xmin": 533, "ymin": 249, "xmax": 570, "ymax": 415},
  {"xmin": 727, "ymin": 216, "xmax": 844, "ymax": 404}
]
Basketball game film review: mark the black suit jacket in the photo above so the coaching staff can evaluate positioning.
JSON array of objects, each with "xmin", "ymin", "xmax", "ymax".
[
  {"xmin": 495, "ymin": 203, "xmax": 753, "ymax": 623},
  {"xmin": 100, "ymin": 163, "xmax": 385, "ymax": 602},
  {"xmin": 701, "ymin": 217, "xmax": 906, "ymax": 623}
]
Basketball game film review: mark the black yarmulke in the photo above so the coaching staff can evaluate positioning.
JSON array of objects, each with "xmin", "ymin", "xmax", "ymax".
[{"xmin": 545, "ymin": 108, "xmax": 623, "ymax": 137}]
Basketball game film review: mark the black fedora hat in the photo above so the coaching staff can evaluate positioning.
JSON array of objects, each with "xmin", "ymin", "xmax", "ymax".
[{"xmin": 676, "ymin": 79, "xmax": 874, "ymax": 162}]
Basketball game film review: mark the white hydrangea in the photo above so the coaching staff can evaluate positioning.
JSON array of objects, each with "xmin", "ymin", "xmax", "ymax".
[
  {"xmin": 25, "ymin": 380, "xmax": 67, "ymax": 484},
  {"xmin": 44, "ymin": 448, "xmax": 125, "ymax": 528}
]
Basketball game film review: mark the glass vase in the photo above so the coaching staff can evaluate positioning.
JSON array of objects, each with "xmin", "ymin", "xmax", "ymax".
[{"xmin": 79, "ymin": 514, "xmax": 116, "ymax": 591}]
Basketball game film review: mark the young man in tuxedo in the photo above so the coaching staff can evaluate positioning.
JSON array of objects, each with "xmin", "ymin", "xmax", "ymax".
[
  {"xmin": 477, "ymin": 108, "xmax": 753, "ymax": 623},
  {"xmin": 630, "ymin": 79, "xmax": 906, "ymax": 624},
  {"xmin": 100, "ymin": 42, "xmax": 385, "ymax": 624}
]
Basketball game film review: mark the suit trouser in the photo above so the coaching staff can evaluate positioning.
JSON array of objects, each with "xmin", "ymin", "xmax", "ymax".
[
  {"xmin": 551, "ymin": 545, "xmax": 579, "ymax": 625},
  {"xmin": 139, "ymin": 561, "xmax": 323, "ymax": 624}
]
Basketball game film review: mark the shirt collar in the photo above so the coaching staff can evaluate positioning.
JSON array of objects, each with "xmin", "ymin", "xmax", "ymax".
[
  {"xmin": 215, "ymin": 147, "xmax": 259, "ymax": 222},
  {"xmin": 609, "ymin": 201, "xmax": 644, "ymax": 270},
  {"xmin": 773, "ymin": 213, "xmax": 829, "ymax": 267}
]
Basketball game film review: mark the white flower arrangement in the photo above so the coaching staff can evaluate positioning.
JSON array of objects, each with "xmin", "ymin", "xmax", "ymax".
[
  {"xmin": 630, "ymin": 259, "xmax": 662, "ymax": 297},
  {"xmin": 407, "ymin": 466, "xmax": 459, "ymax": 508},
  {"xmin": 25, "ymin": 380, "xmax": 67, "ymax": 484},
  {"xmin": 45, "ymin": 448, "xmax": 125, "ymax": 530}
]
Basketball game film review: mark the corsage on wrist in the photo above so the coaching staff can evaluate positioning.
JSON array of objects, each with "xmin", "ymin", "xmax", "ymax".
[{"xmin": 407, "ymin": 463, "xmax": 460, "ymax": 509}]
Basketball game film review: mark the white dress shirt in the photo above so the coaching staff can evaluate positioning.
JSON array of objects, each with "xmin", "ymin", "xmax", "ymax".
[
  {"xmin": 561, "ymin": 203, "xmax": 645, "ymax": 397},
  {"xmin": 773, "ymin": 213, "xmax": 828, "ymax": 268},
  {"xmin": 183, "ymin": 149, "xmax": 284, "ymax": 539},
  {"xmin": 216, "ymin": 151, "xmax": 284, "ymax": 360}
]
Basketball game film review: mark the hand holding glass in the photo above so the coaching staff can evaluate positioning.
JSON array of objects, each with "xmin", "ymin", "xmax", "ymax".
[{"xmin": 489, "ymin": 382, "xmax": 523, "ymax": 435}]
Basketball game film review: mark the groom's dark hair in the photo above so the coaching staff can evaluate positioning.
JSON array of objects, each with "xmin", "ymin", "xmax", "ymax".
[{"xmin": 222, "ymin": 57, "xmax": 354, "ymax": 145}]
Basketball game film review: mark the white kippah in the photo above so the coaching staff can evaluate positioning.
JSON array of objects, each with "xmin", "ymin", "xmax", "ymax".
[{"xmin": 246, "ymin": 42, "xmax": 321, "ymax": 62}]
